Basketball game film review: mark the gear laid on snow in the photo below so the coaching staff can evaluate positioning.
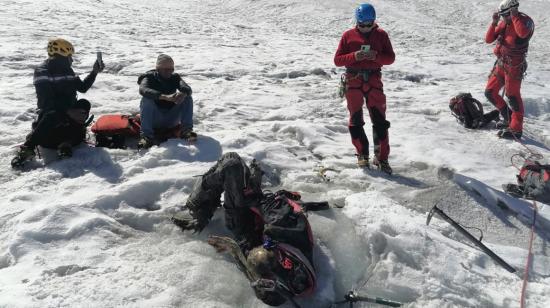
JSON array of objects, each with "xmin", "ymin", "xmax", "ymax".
[
  {"xmin": 426, "ymin": 205, "xmax": 516, "ymax": 273},
  {"xmin": 47, "ymin": 38, "xmax": 74, "ymax": 57},
  {"xmin": 92, "ymin": 114, "xmax": 141, "ymax": 149},
  {"xmin": 334, "ymin": 290, "xmax": 402, "ymax": 307},
  {"xmin": 504, "ymin": 161, "xmax": 550, "ymax": 203},
  {"xmin": 449, "ymin": 93, "xmax": 500, "ymax": 129}
]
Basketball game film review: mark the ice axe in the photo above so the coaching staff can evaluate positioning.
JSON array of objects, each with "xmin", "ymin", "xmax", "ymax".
[
  {"xmin": 333, "ymin": 290, "xmax": 402, "ymax": 307},
  {"xmin": 426, "ymin": 205, "xmax": 516, "ymax": 273}
]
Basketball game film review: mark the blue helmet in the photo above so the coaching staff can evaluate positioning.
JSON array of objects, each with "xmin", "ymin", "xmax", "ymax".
[{"xmin": 355, "ymin": 3, "xmax": 376, "ymax": 23}]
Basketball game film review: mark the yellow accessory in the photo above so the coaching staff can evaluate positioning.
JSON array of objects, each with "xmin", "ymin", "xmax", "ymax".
[{"xmin": 47, "ymin": 38, "xmax": 74, "ymax": 57}]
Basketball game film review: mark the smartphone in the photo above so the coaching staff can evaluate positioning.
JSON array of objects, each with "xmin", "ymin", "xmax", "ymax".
[
  {"xmin": 96, "ymin": 51, "xmax": 104, "ymax": 71},
  {"xmin": 361, "ymin": 45, "xmax": 371, "ymax": 52}
]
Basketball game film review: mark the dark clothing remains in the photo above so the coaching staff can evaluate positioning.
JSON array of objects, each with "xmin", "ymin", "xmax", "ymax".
[
  {"xmin": 34, "ymin": 56, "xmax": 97, "ymax": 112},
  {"xmin": 185, "ymin": 152, "xmax": 263, "ymax": 246},
  {"xmin": 25, "ymin": 99, "xmax": 91, "ymax": 149},
  {"xmin": 183, "ymin": 153, "xmax": 317, "ymax": 304},
  {"xmin": 137, "ymin": 70, "xmax": 192, "ymax": 109},
  {"xmin": 185, "ymin": 153, "xmax": 314, "ymax": 260}
]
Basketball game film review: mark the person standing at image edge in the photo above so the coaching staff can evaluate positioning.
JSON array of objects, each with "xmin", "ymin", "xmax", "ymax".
[
  {"xmin": 485, "ymin": 0, "xmax": 534, "ymax": 140},
  {"xmin": 334, "ymin": 3, "xmax": 395, "ymax": 175}
]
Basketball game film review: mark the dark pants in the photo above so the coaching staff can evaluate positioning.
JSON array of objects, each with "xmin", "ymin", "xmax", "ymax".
[
  {"xmin": 485, "ymin": 60, "xmax": 526, "ymax": 132},
  {"xmin": 345, "ymin": 72, "xmax": 390, "ymax": 160},
  {"xmin": 186, "ymin": 152, "xmax": 262, "ymax": 243},
  {"xmin": 25, "ymin": 99, "xmax": 90, "ymax": 149}
]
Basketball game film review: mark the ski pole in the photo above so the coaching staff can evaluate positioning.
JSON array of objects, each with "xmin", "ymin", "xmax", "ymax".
[{"xmin": 426, "ymin": 205, "xmax": 516, "ymax": 273}]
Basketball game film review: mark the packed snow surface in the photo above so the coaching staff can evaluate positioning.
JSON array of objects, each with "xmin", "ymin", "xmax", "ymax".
[{"xmin": 1, "ymin": 0, "xmax": 550, "ymax": 307}]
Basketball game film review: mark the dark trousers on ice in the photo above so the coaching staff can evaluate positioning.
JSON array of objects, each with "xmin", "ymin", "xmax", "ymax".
[
  {"xmin": 345, "ymin": 72, "xmax": 390, "ymax": 161},
  {"xmin": 25, "ymin": 99, "xmax": 90, "ymax": 149}
]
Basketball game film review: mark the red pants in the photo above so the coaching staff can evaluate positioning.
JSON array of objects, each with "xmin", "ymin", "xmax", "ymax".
[
  {"xmin": 345, "ymin": 72, "xmax": 390, "ymax": 161},
  {"xmin": 485, "ymin": 60, "xmax": 525, "ymax": 132}
]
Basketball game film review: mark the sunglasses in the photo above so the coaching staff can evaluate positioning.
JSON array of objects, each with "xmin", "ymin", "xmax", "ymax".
[
  {"xmin": 157, "ymin": 67, "xmax": 174, "ymax": 72},
  {"xmin": 498, "ymin": 10, "xmax": 510, "ymax": 17},
  {"xmin": 358, "ymin": 22, "xmax": 374, "ymax": 28}
]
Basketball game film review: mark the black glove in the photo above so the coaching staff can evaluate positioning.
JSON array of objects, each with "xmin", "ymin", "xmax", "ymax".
[{"xmin": 93, "ymin": 59, "xmax": 104, "ymax": 73}]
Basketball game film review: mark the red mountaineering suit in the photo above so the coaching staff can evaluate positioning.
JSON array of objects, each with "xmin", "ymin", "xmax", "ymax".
[
  {"xmin": 334, "ymin": 24, "xmax": 395, "ymax": 161},
  {"xmin": 485, "ymin": 13, "xmax": 534, "ymax": 133}
]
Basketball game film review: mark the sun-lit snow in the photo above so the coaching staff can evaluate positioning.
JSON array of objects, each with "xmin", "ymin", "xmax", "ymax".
[{"xmin": 1, "ymin": 0, "xmax": 549, "ymax": 307}]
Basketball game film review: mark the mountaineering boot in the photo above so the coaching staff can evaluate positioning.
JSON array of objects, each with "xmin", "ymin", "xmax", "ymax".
[
  {"xmin": 356, "ymin": 154, "xmax": 369, "ymax": 168},
  {"xmin": 373, "ymin": 157, "xmax": 393, "ymax": 175},
  {"xmin": 137, "ymin": 136, "xmax": 154, "ymax": 150},
  {"xmin": 497, "ymin": 128, "xmax": 522, "ymax": 140},
  {"xmin": 171, "ymin": 208, "xmax": 207, "ymax": 233},
  {"xmin": 11, "ymin": 145, "xmax": 36, "ymax": 168},
  {"xmin": 495, "ymin": 120, "xmax": 509, "ymax": 130},
  {"xmin": 180, "ymin": 128, "xmax": 197, "ymax": 142},
  {"xmin": 503, "ymin": 183, "xmax": 524, "ymax": 198},
  {"xmin": 57, "ymin": 142, "xmax": 73, "ymax": 159}
]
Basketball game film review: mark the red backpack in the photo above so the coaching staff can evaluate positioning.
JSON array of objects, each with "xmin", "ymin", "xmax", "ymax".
[
  {"xmin": 91, "ymin": 114, "xmax": 141, "ymax": 148},
  {"xmin": 517, "ymin": 162, "xmax": 550, "ymax": 203}
]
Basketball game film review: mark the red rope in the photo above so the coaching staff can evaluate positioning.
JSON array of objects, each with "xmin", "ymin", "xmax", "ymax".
[
  {"xmin": 505, "ymin": 131, "xmax": 543, "ymax": 307},
  {"xmin": 519, "ymin": 200, "xmax": 537, "ymax": 308}
]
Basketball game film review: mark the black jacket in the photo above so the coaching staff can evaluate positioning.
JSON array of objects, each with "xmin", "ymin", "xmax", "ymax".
[
  {"xmin": 137, "ymin": 70, "xmax": 192, "ymax": 108},
  {"xmin": 33, "ymin": 56, "xmax": 97, "ymax": 112}
]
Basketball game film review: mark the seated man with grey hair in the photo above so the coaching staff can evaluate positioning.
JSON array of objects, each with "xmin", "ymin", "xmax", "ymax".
[{"xmin": 137, "ymin": 54, "xmax": 195, "ymax": 149}]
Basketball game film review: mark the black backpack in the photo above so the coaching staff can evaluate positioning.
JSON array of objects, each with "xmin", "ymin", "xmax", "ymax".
[
  {"xmin": 253, "ymin": 190, "xmax": 314, "ymax": 261},
  {"xmin": 449, "ymin": 93, "xmax": 485, "ymax": 128}
]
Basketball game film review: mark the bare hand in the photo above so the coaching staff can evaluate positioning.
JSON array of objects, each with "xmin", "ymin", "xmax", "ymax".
[
  {"xmin": 159, "ymin": 94, "xmax": 177, "ymax": 102},
  {"xmin": 174, "ymin": 92, "xmax": 187, "ymax": 104},
  {"xmin": 354, "ymin": 50, "xmax": 368, "ymax": 61},
  {"xmin": 364, "ymin": 50, "xmax": 377, "ymax": 61}
]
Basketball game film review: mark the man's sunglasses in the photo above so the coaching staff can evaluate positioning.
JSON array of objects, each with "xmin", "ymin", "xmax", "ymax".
[
  {"xmin": 358, "ymin": 22, "xmax": 374, "ymax": 28},
  {"xmin": 498, "ymin": 11, "xmax": 510, "ymax": 17}
]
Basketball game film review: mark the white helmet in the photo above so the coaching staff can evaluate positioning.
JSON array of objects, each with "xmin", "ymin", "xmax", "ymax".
[{"xmin": 499, "ymin": 0, "xmax": 519, "ymax": 14}]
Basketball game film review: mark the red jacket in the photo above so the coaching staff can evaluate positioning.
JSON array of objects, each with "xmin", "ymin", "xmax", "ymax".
[
  {"xmin": 486, "ymin": 13, "xmax": 534, "ymax": 60},
  {"xmin": 334, "ymin": 25, "xmax": 395, "ymax": 70}
]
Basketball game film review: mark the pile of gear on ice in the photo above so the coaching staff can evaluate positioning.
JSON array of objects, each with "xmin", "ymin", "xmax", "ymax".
[{"xmin": 8, "ymin": 1, "xmax": 549, "ymax": 307}]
